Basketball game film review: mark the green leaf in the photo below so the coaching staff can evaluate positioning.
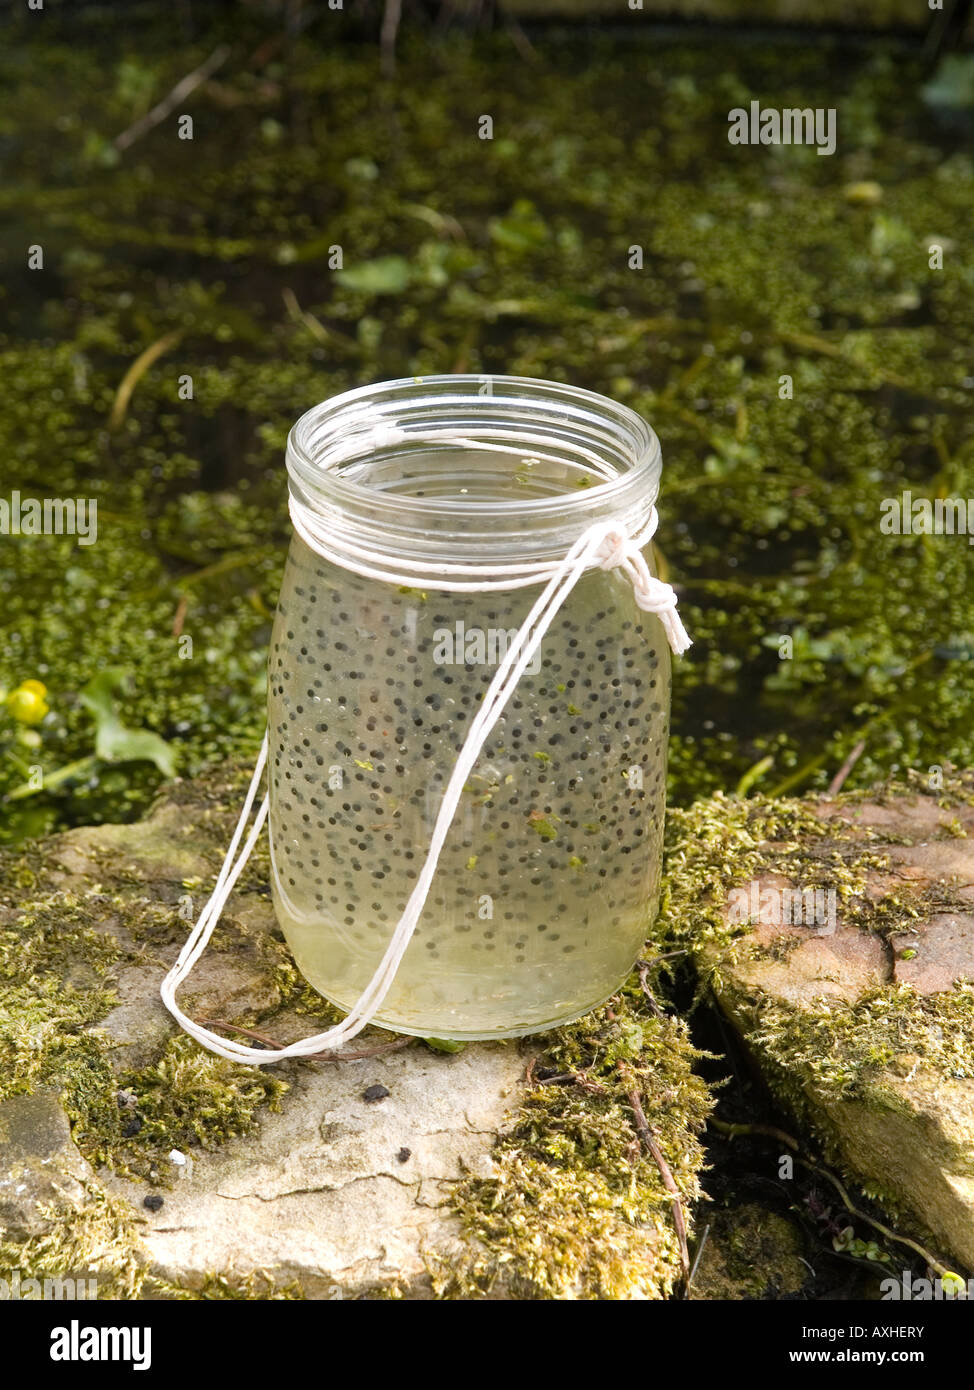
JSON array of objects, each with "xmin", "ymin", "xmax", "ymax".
[
  {"xmin": 423, "ymin": 1037, "xmax": 467, "ymax": 1054},
  {"xmin": 344, "ymin": 156, "xmax": 380, "ymax": 181},
  {"xmin": 487, "ymin": 199, "xmax": 550, "ymax": 253},
  {"xmin": 335, "ymin": 256, "xmax": 411, "ymax": 294},
  {"xmin": 921, "ymin": 54, "xmax": 974, "ymax": 111},
  {"xmin": 869, "ymin": 214, "xmax": 912, "ymax": 259},
  {"xmin": 79, "ymin": 669, "xmax": 177, "ymax": 778}
]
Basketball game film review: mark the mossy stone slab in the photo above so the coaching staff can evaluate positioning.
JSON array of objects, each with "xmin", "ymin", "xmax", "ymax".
[
  {"xmin": 696, "ymin": 777, "xmax": 974, "ymax": 1274},
  {"xmin": 1, "ymin": 762, "xmax": 706, "ymax": 1299}
]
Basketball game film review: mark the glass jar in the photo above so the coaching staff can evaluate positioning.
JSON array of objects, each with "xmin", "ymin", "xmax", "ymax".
[{"xmin": 267, "ymin": 375, "xmax": 671, "ymax": 1040}]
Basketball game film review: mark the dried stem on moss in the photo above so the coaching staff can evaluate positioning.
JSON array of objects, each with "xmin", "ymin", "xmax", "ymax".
[
  {"xmin": 623, "ymin": 1067, "xmax": 690, "ymax": 1291},
  {"xmin": 200, "ymin": 1018, "xmax": 415, "ymax": 1063}
]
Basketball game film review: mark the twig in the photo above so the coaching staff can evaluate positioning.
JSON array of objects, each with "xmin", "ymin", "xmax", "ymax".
[
  {"xmin": 501, "ymin": 7, "xmax": 539, "ymax": 63},
  {"xmin": 767, "ymin": 750, "xmax": 831, "ymax": 799},
  {"xmin": 282, "ymin": 288, "xmax": 357, "ymax": 350},
  {"xmin": 108, "ymin": 331, "xmax": 182, "ymax": 431},
  {"xmin": 636, "ymin": 962, "xmax": 665, "ymax": 1020},
  {"xmin": 769, "ymin": 652, "xmax": 933, "ymax": 799},
  {"xmin": 5, "ymin": 754, "xmax": 99, "ymax": 802},
  {"xmin": 773, "ymin": 329, "xmax": 916, "ymax": 393},
  {"xmin": 810, "ymin": 1165, "xmax": 950, "ymax": 1275},
  {"xmin": 735, "ymin": 754, "xmax": 775, "ymax": 799},
  {"xmin": 114, "ymin": 45, "xmax": 231, "ymax": 152},
  {"xmin": 171, "ymin": 546, "xmax": 278, "ymax": 591},
  {"xmin": 282, "ymin": 287, "xmax": 327, "ymax": 346},
  {"xmin": 172, "ymin": 596, "xmax": 188, "ymax": 638},
  {"xmin": 622, "ymin": 1069, "xmax": 690, "ymax": 1291},
  {"xmin": 687, "ymin": 1223, "xmax": 711, "ymax": 1291},
  {"xmin": 402, "ymin": 203, "xmax": 466, "ymax": 241},
  {"xmin": 199, "ymin": 1020, "xmax": 415, "ymax": 1063},
  {"xmin": 635, "ymin": 953, "xmax": 687, "ymax": 1018},
  {"xmin": 380, "ymin": 0, "xmax": 402, "ymax": 77},
  {"xmin": 199, "ymin": 1019, "xmax": 285, "ymax": 1050},
  {"xmin": 710, "ymin": 1117, "xmax": 799, "ymax": 1151},
  {"xmin": 827, "ymin": 739, "xmax": 866, "ymax": 797}
]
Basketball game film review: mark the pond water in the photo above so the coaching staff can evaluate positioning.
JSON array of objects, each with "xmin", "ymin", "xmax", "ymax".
[{"xmin": 0, "ymin": 8, "xmax": 971, "ymax": 841}]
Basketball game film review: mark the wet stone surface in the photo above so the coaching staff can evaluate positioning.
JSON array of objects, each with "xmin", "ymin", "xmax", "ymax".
[{"xmin": 0, "ymin": 1093, "xmax": 93, "ymax": 1241}]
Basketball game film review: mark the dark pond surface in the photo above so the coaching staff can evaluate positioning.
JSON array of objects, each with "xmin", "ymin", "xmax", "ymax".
[{"xmin": 0, "ymin": 5, "xmax": 972, "ymax": 839}]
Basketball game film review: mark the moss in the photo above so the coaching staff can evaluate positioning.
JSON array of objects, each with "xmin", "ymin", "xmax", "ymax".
[
  {"xmin": 1, "ymin": 894, "xmax": 122, "ymax": 988},
  {"xmin": 0, "ymin": 817, "xmax": 295, "ymax": 1176},
  {"xmin": 116, "ymin": 1033, "xmax": 287, "ymax": 1167},
  {"xmin": 745, "ymin": 984, "xmax": 974, "ymax": 1106},
  {"xmin": 0, "ymin": 811, "xmax": 299, "ymax": 1294},
  {"xmin": 0, "ymin": 1186, "xmax": 148, "ymax": 1301},
  {"xmin": 660, "ymin": 773, "xmax": 974, "ymax": 955},
  {"xmin": 267, "ymin": 955, "xmax": 346, "ymax": 1022},
  {"xmin": 437, "ymin": 990, "xmax": 712, "ymax": 1299},
  {"xmin": 159, "ymin": 1270, "xmax": 305, "ymax": 1301},
  {"xmin": 690, "ymin": 1203, "xmax": 810, "ymax": 1301},
  {"xmin": 656, "ymin": 770, "xmax": 974, "ymax": 1099},
  {"xmin": 656, "ymin": 790, "xmax": 845, "ymax": 962},
  {"xmin": 0, "ymin": 1184, "xmax": 307, "ymax": 1301},
  {"xmin": 0, "ymin": 895, "xmax": 123, "ymax": 1152}
]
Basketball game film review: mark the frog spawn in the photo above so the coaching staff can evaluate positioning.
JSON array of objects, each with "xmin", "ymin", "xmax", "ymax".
[{"xmin": 267, "ymin": 536, "xmax": 670, "ymax": 1039}]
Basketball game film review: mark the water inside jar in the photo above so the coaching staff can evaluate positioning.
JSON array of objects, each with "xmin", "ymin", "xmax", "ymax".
[{"xmin": 335, "ymin": 443, "xmax": 618, "ymax": 503}]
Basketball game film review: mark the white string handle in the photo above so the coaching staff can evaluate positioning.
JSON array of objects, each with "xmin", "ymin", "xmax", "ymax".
[{"xmin": 161, "ymin": 471, "xmax": 690, "ymax": 1063}]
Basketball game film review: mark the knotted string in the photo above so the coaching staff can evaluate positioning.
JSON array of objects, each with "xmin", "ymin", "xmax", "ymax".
[{"xmin": 161, "ymin": 443, "xmax": 690, "ymax": 1064}]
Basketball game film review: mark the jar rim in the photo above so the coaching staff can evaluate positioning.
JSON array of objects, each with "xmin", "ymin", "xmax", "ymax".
[{"xmin": 286, "ymin": 374, "xmax": 661, "ymax": 525}]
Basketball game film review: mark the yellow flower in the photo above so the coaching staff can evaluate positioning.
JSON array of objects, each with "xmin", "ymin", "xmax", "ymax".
[{"xmin": 7, "ymin": 680, "xmax": 50, "ymax": 725}]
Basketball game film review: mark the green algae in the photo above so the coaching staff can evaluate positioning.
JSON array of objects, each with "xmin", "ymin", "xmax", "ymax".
[{"xmin": 0, "ymin": 20, "xmax": 972, "ymax": 841}]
